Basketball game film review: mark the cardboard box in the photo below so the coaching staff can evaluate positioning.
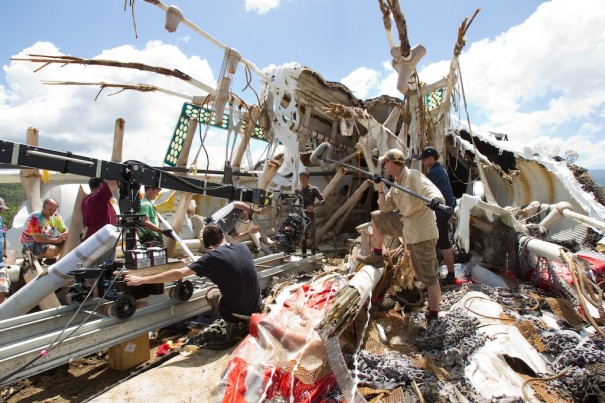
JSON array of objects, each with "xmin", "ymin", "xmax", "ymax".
[{"xmin": 108, "ymin": 333, "xmax": 150, "ymax": 371}]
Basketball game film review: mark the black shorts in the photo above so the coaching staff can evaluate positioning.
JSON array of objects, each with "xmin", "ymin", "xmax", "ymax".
[{"xmin": 436, "ymin": 217, "xmax": 452, "ymax": 249}]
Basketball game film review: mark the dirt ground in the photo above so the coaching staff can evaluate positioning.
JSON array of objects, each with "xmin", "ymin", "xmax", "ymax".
[{"xmin": 0, "ymin": 332, "xmax": 184, "ymax": 403}]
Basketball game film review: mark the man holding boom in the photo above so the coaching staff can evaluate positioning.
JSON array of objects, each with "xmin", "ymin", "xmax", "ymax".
[{"xmin": 357, "ymin": 148, "xmax": 445, "ymax": 324}]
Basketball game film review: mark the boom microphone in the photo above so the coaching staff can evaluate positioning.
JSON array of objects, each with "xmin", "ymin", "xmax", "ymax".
[
  {"xmin": 308, "ymin": 143, "xmax": 454, "ymax": 215},
  {"xmin": 309, "ymin": 142, "xmax": 333, "ymax": 165}
]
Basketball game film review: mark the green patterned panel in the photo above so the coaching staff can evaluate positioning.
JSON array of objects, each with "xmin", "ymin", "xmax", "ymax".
[
  {"xmin": 163, "ymin": 103, "xmax": 229, "ymax": 167},
  {"xmin": 425, "ymin": 87, "xmax": 445, "ymax": 111},
  {"xmin": 163, "ymin": 102, "xmax": 268, "ymax": 167}
]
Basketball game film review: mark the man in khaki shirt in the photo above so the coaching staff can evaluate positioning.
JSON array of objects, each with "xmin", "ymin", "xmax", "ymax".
[{"xmin": 357, "ymin": 148, "xmax": 444, "ymax": 324}]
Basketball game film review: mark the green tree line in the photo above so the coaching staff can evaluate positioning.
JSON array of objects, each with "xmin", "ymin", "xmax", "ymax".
[{"xmin": 0, "ymin": 184, "xmax": 26, "ymax": 229}]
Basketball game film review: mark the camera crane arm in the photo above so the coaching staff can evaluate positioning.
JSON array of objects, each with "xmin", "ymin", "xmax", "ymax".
[
  {"xmin": 0, "ymin": 139, "xmax": 270, "ymax": 264},
  {"xmin": 0, "ymin": 139, "xmax": 268, "ymax": 204}
]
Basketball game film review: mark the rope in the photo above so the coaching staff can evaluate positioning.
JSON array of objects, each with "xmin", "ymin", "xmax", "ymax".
[
  {"xmin": 377, "ymin": 0, "xmax": 392, "ymax": 32},
  {"xmin": 457, "ymin": 59, "xmax": 498, "ymax": 204},
  {"xmin": 124, "ymin": 0, "xmax": 139, "ymax": 39},
  {"xmin": 521, "ymin": 366, "xmax": 572, "ymax": 403},
  {"xmin": 561, "ymin": 251, "xmax": 605, "ymax": 338},
  {"xmin": 462, "ymin": 295, "xmax": 517, "ymax": 321}
]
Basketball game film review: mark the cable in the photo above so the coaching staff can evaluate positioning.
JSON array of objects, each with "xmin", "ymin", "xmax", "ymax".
[
  {"xmin": 122, "ymin": 159, "xmax": 232, "ymax": 192},
  {"xmin": 0, "ymin": 235, "xmax": 124, "ymax": 384}
]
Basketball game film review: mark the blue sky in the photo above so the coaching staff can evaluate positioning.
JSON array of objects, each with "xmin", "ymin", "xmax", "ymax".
[{"xmin": 1, "ymin": 0, "xmax": 604, "ymax": 170}]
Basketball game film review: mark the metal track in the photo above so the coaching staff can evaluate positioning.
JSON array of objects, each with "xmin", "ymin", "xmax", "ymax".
[{"xmin": 0, "ymin": 253, "xmax": 322, "ymax": 387}]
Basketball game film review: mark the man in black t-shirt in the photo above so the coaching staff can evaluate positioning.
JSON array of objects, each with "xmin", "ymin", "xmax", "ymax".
[{"xmin": 124, "ymin": 224, "xmax": 262, "ymax": 323}]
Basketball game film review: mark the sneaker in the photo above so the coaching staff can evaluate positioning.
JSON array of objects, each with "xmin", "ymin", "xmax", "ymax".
[
  {"xmin": 356, "ymin": 252, "xmax": 384, "ymax": 267},
  {"xmin": 440, "ymin": 272, "xmax": 456, "ymax": 286},
  {"xmin": 42, "ymin": 258, "xmax": 57, "ymax": 265}
]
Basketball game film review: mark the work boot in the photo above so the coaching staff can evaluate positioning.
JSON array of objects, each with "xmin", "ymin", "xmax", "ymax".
[
  {"xmin": 356, "ymin": 252, "xmax": 384, "ymax": 267},
  {"xmin": 440, "ymin": 272, "xmax": 456, "ymax": 286},
  {"xmin": 225, "ymin": 322, "xmax": 239, "ymax": 339},
  {"xmin": 426, "ymin": 311, "xmax": 439, "ymax": 326}
]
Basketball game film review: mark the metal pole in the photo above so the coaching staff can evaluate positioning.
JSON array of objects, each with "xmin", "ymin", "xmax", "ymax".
[
  {"xmin": 322, "ymin": 157, "xmax": 453, "ymax": 214},
  {"xmin": 157, "ymin": 213, "xmax": 197, "ymax": 262}
]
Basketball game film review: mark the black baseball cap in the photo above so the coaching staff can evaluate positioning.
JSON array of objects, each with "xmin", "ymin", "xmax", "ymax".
[{"xmin": 419, "ymin": 146, "xmax": 439, "ymax": 160}]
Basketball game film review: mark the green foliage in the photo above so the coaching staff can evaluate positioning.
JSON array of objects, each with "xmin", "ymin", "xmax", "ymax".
[
  {"xmin": 0, "ymin": 184, "xmax": 26, "ymax": 228},
  {"xmin": 0, "ymin": 184, "xmax": 25, "ymax": 205}
]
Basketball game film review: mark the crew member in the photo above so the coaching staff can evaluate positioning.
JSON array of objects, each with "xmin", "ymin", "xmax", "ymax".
[
  {"xmin": 125, "ymin": 224, "xmax": 262, "ymax": 323},
  {"xmin": 0, "ymin": 197, "xmax": 10, "ymax": 303},
  {"xmin": 81, "ymin": 178, "xmax": 119, "ymax": 240},
  {"xmin": 420, "ymin": 146, "xmax": 457, "ymax": 285},
  {"xmin": 138, "ymin": 186, "xmax": 173, "ymax": 245},
  {"xmin": 357, "ymin": 149, "xmax": 444, "ymax": 324},
  {"xmin": 205, "ymin": 201, "xmax": 274, "ymax": 254},
  {"xmin": 295, "ymin": 171, "xmax": 325, "ymax": 256},
  {"xmin": 19, "ymin": 198, "xmax": 69, "ymax": 265},
  {"xmin": 81, "ymin": 177, "xmax": 119, "ymax": 265}
]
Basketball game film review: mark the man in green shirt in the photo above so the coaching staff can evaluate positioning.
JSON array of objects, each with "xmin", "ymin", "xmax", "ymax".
[{"xmin": 138, "ymin": 186, "xmax": 173, "ymax": 246}]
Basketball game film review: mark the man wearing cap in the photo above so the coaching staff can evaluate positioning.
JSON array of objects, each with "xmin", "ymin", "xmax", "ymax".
[
  {"xmin": 295, "ymin": 171, "xmax": 325, "ymax": 256},
  {"xmin": 420, "ymin": 146, "xmax": 457, "ymax": 286},
  {"xmin": 358, "ymin": 148, "xmax": 444, "ymax": 323},
  {"xmin": 0, "ymin": 197, "xmax": 10, "ymax": 303}
]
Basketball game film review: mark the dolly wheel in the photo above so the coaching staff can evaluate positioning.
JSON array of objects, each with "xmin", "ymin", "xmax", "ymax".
[
  {"xmin": 108, "ymin": 294, "xmax": 137, "ymax": 319},
  {"xmin": 170, "ymin": 280, "xmax": 194, "ymax": 301},
  {"xmin": 65, "ymin": 293, "xmax": 81, "ymax": 305}
]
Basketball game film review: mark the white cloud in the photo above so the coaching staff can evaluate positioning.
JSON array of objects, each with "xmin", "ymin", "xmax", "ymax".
[
  {"xmin": 341, "ymin": 67, "xmax": 380, "ymax": 99},
  {"xmin": 0, "ymin": 40, "xmax": 226, "ymax": 168},
  {"xmin": 457, "ymin": 0, "xmax": 605, "ymax": 169},
  {"xmin": 3, "ymin": 0, "xmax": 605, "ymax": 172},
  {"xmin": 245, "ymin": 0, "xmax": 281, "ymax": 15},
  {"xmin": 360, "ymin": 0, "xmax": 605, "ymax": 169}
]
